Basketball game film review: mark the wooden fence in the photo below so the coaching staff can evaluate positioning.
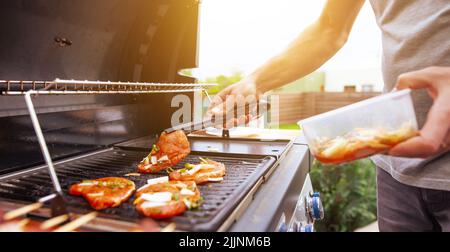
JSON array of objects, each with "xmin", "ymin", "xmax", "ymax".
[{"xmin": 271, "ymin": 92, "xmax": 380, "ymax": 125}]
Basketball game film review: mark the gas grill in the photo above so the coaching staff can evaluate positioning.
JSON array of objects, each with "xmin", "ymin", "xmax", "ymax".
[{"xmin": 0, "ymin": 0, "xmax": 322, "ymax": 232}]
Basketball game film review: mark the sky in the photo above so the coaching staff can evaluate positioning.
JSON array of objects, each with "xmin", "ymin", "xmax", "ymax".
[{"xmin": 198, "ymin": 0, "xmax": 384, "ymax": 91}]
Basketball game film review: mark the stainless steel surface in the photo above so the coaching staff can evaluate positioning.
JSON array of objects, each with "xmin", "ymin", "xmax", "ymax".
[
  {"xmin": 115, "ymin": 135, "xmax": 292, "ymax": 160},
  {"xmin": 229, "ymin": 144, "xmax": 310, "ymax": 231},
  {"xmin": 1, "ymin": 79, "xmax": 216, "ymax": 95},
  {"xmin": 38, "ymin": 194, "xmax": 57, "ymax": 203},
  {"xmin": 287, "ymin": 174, "xmax": 315, "ymax": 232}
]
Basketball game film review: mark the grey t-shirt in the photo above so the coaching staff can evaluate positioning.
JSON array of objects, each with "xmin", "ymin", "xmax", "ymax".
[{"xmin": 368, "ymin": 0, "xmax": 450, "ymax": 190}]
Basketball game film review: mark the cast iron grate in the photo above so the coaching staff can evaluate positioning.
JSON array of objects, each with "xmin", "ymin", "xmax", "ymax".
[{"xmin": 0, "ymin": 149, "xmax": 275, "ymax": 231}]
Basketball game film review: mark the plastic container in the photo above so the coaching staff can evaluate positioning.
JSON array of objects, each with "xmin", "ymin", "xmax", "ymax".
[{"xmin": 298, "ymin": 89, "xmax": 419, "ymax": 164}]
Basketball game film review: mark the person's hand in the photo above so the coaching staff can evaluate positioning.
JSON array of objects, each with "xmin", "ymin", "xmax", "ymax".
[
  {"xmin": 206, "ymin": 76, "xmax": 264, "ymax": 128},
  {"xmin": 389, "ymin": 67, "xmax": 450, "ymax": 158}
]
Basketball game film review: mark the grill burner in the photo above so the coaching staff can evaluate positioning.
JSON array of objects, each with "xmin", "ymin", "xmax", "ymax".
[{"xmin": 0, "ymin": 149, "xmax": 275, "ymax": 231}]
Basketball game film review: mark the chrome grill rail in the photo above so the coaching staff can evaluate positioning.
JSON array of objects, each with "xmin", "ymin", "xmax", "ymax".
[{"xmin": 0, "ymin": 79, "xmax": 216, "ymax": 95}]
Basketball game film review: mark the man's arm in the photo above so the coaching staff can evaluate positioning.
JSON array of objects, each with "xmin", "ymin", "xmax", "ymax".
[
  {"xmin": 208, "ymin": 0, "xmax": 365, "ymax": 117},
  {"xmin": 252, "ymin": 0, "xmax": 365, "ymax": 92}
]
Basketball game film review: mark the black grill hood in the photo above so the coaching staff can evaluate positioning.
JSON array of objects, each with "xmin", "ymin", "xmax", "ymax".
[
  {"xmin": 0, "ymin": 0, "xmax": 199, "ymax": 81},
  {"xmin": 0, "ymin": 0, "xmax": 199, "ymax": 174}
]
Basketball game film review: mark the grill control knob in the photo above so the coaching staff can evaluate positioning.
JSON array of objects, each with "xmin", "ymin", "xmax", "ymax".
[
  {"xmin": 299, "ymin": 223, "xmax": 314, "ymax": 232},
  {"xmin": 278, "ymin": 222, "xmax": 288, "ymax": 232},
  {"xmin": 307, "ymin": 192, "xmax": 324, "ymax": 221}
]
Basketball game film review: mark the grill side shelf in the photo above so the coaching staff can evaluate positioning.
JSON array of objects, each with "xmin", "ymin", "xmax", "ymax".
[{"xmin": 114, "ymin": 135, "xmax": 292, "ymax": 160}]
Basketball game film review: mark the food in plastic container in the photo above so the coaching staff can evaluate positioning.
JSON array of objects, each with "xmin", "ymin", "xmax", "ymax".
[{"xmin": 299, "ymin": 90, "xmax": 419, "ymax": 164}]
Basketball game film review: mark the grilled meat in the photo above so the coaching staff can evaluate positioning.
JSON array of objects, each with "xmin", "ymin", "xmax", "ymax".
[
  {"xmin": 69, "ymin": 177, "xmax": 135, "ymax": 210},
  {"xmin": 169, "ymin": 158, "xmax": 226, "ymax": 185},
  {"xmin": 138, "ymin": 130, "xmax": 190, "ymax": 174},
  {"xmin": 134, "ymin": 180, "xmax": 201, "ymax": 219}
]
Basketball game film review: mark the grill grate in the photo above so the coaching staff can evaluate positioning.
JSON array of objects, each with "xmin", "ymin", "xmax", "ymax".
[{"xmin": 0, "ymin": 149, "xmax": 275, "ymax": 231}]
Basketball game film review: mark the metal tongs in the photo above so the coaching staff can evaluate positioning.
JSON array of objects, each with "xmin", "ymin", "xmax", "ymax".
[
  {"xmin": 24, "ymin": 91, "xmax": 69, "ymax": 219},
  {"xmin": 164, "ymin": 99, "xmax": 271, "ymax": 137}
]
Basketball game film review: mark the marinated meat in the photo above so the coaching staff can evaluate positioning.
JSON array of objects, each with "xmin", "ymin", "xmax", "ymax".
[
  {"xmin": 313, "ymin": 123, "xmax": 418, "ymax": 164},
  {"xmin": 138, "ymin": 130, "xmax": 190, "ymax": 174},
  {"xmin": 134, "ymin": 180, "xmax": 201, "ymax": 219},
  {"xmin": 169, "ymin": 158, "xmax": 226, "ymax": 185},
  {"xmin": 69, "ymin": 177, "xmax": 135, "ymax": 210}
]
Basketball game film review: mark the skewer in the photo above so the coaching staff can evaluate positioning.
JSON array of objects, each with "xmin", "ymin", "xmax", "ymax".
[
  {"xmin": 0, "ymin": 219, "xmax": 31, "ymax": 232},
  {"xmin": 53, "ymin": 212, "xmax": 98, "ymax": 232},
  {"xmin": 2, "ymin": 193, "xmax": 57, "ymax": 221},
  {"xmin": 40, "ymin": 214, "xmax": 70, "ymax": 230},
  {"xmin": 131, "ymin": 219, "xmax": 161, "ymax": 232},
  {"xmin": 3, "ymin": 202, "xmax": 43, "ymax": 221},
  {"xmin": 17, "ymin": 219, "xmax": 30, "ymax": 227},
  {"xmin": 160, "ymin": 222, "xmax": 176, "ymax": 232}
]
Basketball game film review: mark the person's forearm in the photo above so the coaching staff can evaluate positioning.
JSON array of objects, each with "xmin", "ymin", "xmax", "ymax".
[
  {"xmin": 249, "ymin": 0, "xmax": 365, "ymax": 93},
  {"xmin": 251, "ymin": 21, "xmax": 348, "ymax": 93}
]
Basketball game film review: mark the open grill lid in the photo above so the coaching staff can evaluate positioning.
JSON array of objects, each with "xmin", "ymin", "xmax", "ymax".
[
  {"xmin": 0, "ymin": 0, "xmax": 199, "ymax": 82},
  {"xmin": 0, "ymin": 0, "xmax": 201, "ymax": 174}
]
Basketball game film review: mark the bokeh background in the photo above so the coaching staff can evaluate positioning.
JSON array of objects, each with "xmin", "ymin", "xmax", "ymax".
[{"xmin": 196, "ymin": 0, "xmax": 380, "ymax": 231}]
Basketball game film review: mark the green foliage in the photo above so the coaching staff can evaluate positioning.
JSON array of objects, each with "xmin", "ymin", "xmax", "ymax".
[
  {"xmin": 202, "ymin": 71, "xmax": 244, "ymax": 94},
  {"xmin": 277, "ymin": 124, "xmax": 300, "ymax": 130},
  {"xmin": 310, "ymin": 158, "xmax": 377, "ymax": 232}
]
